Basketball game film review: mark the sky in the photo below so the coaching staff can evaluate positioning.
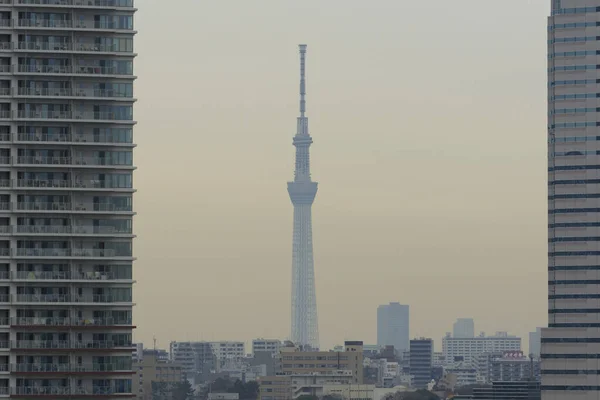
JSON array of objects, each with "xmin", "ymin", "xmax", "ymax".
[{"xmin": 132, "ymin": 0, "xmax": 550, "ymax": 352}]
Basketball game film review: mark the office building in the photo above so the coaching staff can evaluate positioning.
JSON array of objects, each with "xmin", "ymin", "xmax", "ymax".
[
  {"xmin": 288, "ymin": 44, "xmax": 319, "ymax": 349},
  {"xmin": 529, "ymin": 328, "xmax": 542, "ymax": 359},
  {"xmin": 443, "ymin": 362, "xmax": 478, "ymax": 387},
  {"xmin": 377, "ymin": 302, "xmax": 409, "ymax": 355},
  {"xmin": 490, "ymin": 352, "xmax": 540, "ymax": 383},
  {"xmin": 453, "ymin": 318, "xmax": 475, "ymax": 338},
  {"xmin": 133, "ymin": 351, "xmax": 184, "ymax": 400},
  {"xmin": 279, "ymin": 341, "xmax": 364, "ymax": 384},
  {"xmin": 252, "ymin": 338, "xmax": 281, "ymax": 356},
  {"xmin": 442, "ymin": 332, "xmax": 521, "ymax": 365},
  {"xmin": 0, "ymin": 0, "xmax": 138, "ymax": 397},
  {"xmin": 210, "ymin": 341, "xmax": 245, "ymax": 366},
  {"xmin": 544, "ymin": 2, "xmax": 600, "ymax": 399},
  {"xmin": 409, "ymin": 338, "xmax": 433, "ymax": 389}
]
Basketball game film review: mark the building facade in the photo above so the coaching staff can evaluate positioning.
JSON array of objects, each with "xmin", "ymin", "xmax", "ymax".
[
  {"xmin": 377, "ymin": 302, "xmax": 409, "ymax": 355},
  {"xmin": 453, "ymin": 318, "xmax": 475, "ymax": 338},
  {"xmin": 544, "ymin": 2, "xmax": 600, "ymax": 399},
  {"xmin": 409, "ymin": 338, "xmax": 433, "ymax": 389},
  {"xmin": 210, "ymin": 341, "xmax": 245, "ymax": 366},
  {"xmin": 252, "ymin": 338, "xmax": 281, "ymax": 357},
  {"xmin": 529, "ymin": 328, "xmax": 542, "ymax": 359},
  {"xmin": 0, "ymin": 0, "xmax": 138, "ymax": 398},
  {"xmin": 442, "ymin": 332, "xmax": 521, "ymax": 365},
  {"xmin": 278, "ymin": 341, "xmax": 364, "ymax": 384},
  {"xmin": 133, "ymin": 351, "xmax": 184, "ymax": 400},
  {"xmin": 169, "ymin": 341, "xmax": 216, "ymax": 381}
]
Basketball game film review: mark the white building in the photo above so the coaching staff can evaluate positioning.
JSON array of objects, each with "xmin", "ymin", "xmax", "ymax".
[
  {"xmin": 442, "ymin": 332, "xmax": 521, "ymax": 365},
  {"xmin": 252, "ymin": 338, "xmax": 281, "ymax": 356},
  {"xmin": 210, "ymin": 341, "xmax": 245, "ymax": 364},
  {"xmin": 0, "ymin": 1, "xmax": 138, "ymax": 397},
  {"xmin": 377, "ymin": 302, "xmax": 409, "ymax": 354},
  {"xmin": 444, "ymin": 362, "xmax": 478, "ymax": 387},
  {"xmin": 529, "ymin": 327, "xmax": 542, "ymax": 359},
  {"xmin": 544, "ymin": 2, "xmax": 600, "ymax": 399},
  {"xmin": 453, "ymin": 318, "xmax": 475, "ymax": 338}
]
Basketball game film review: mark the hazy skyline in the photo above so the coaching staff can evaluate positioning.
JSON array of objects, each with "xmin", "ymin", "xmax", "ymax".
[{"xmin": 132, "ymin": 0, "xmax": 548, "ymax": 351}]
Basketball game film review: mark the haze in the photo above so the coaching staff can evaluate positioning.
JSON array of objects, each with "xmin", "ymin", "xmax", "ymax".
[{"xmin": 132, "ymin": 0, "xmax": 549, "ymax": 351}]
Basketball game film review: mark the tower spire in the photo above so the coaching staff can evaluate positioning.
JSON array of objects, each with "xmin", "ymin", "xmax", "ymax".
[{"xmin": 299, "ymin": 44, "xmax": 307, "ymax": 118}]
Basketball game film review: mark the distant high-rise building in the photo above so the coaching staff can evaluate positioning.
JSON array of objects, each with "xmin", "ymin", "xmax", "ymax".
[
  {"xmin": 288, "ymin": 44, "xmax": 319, "ymax": 349},
  {"xmin": 528, "ymin": 328, "xmax": 542, "ymax": 359},
  {"xmin": 409, "ymin": 338, "xmax": 433, "ymax": 389},
  {"xmin": 453, "ymin": 318, "xmax": 475, "ymax": 338},
  {"xmin": 544, "ymin": 2, "xmax": 600, "ymax": 398},
  {"xmin": 377, "ymin": 302, "xmax": 410, "ymax": 354}
]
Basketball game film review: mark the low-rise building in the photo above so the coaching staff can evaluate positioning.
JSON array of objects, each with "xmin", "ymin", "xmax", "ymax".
[
  {"xmin": 211, "ymin": 341, "xmax": 246, "ymax": 367},
  {"xmin": 253, "ymin": 339, "xmax": 282, "ymax": 357},
  {"xmin": 258, "ymin": 375, "xmax": 292, "ymax": 400},
  {"xmin": 409, "ymin": 338, "xmax": 433, "ymax": 389},
  {"xmin": 443, "ymin": 362, "xmax": 478, "ymax": 387},
  {"xmin": 133, "ymin": 351, "xmax": 184, "ymax": 400}
]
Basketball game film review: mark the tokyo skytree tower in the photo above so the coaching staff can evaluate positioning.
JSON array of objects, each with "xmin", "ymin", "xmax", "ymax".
[{"xmin": 288, "ymin": 44, "xmax": 319, "ymax": 349}]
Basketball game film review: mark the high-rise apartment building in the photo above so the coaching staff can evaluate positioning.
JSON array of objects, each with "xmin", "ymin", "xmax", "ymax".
[
  {"xmin": 409, "ymin": 338, "xmax": 433, "ymax": 389},
  {"xmin": 544, "ymin": 2, "xmax": 600, "ymax": 399},
  {"xmin": 543, "ymin": 1, "xmax": 600, "ymax": 398},
  {"xmin": 0, "ymin": 0, "xmax": 138, "ymax": 397},
  {"xmin": 442, "ymin": 332, "xmax": 521, "ymax": 365},
  {"xmin": 377, "ymin": 302, "xmax": 409, "ymax": 354},
  {"xmin": 453, "ymin": 318, "xmax": 475, "ymax": 338}
]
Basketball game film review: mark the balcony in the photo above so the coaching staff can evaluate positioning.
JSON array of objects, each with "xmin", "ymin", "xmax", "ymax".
[
  {"xmin": 16, "ymin": 132, "xmax": 134, "ymax": 146},
  {"xmin": 12, "ymin": 363, "xmax": 133, "ymax": 373},
  {"xmin": 15, "ymin": 270, "xmax": 132, "ymax": 281},
  {"xmin": 17, "ymin": 41, "xmax": 134, "ymax": 55},
  {"xmin": 15, "ymin": 0, "xmax": 135, "ymax": 8},
  {"xmin": 13, "ymin": 340, "xmax": 134, "ymax": 350},
  {"xmin": 15, "ymin": 156, "xmax": 135, "ymax": 169},
  {"xmin": 16, "ymin": 87, "xmax": 134, "ymax": 100},
  {"xmin": 13, "ymin": 293, "xmax": 133, "ymax": 304},
  {"xmin": 11, "ymin": 317, "xmax": 133, "ymax": 328},
  {"xmin": 15, "ymin": 202, "xmax": 134, "ymax": 214},
  {"xmin": 15, "ymin": 111, "xmax": 135, "ymax": 123},
  {"xmin": 15, "ymin": 225, "xmax": 134, "ymax": 237},
  {"xmin": 13, "ymin": 386, "xmax": 134, "ymax": 397},
  {"xmin": 17, "ymin": 19, "xmax": 134, "ymax": 32},
  {"xmin": 16, "ymin": 64, "xmax": 135, "ymax": 78},
  {"xmin": 14, "ymin": 179, "xmax": 134, "ymax": 192}
]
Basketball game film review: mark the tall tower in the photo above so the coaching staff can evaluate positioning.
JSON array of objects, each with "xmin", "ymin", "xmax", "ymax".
[
  {"xmin": 288, "ymin": 44, "xmax": 319, "ymax": 349},
  {"xmin": 544, "ymin": 2, "xmax": 600, "ymax": 398}
]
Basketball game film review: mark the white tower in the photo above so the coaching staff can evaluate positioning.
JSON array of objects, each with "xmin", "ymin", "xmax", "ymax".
[{"xmin": 288, "ymin": 44, "xmax": 319, "ymax": 349}]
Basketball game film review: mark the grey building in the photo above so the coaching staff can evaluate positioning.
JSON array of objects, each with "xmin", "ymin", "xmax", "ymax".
[
  {"xmin": 169, "ymin": 341, "xmax": 216, "ymax": 382},
  {"xmin": 453, "ymin": 318, "xmax": 475, "ymax": 338},
  {"xmin": 453, "ymin": 381, "xmax": 540, "ymax": 400},
  {"xmin": 409, "ymin": 338, "xmax": 432, "ymax": 389},
  {"xmin": 0, "ymin": 0, "xmax": 137, "ymax": 397},
  {"xmin": 377, "ymin": 302, "xmax": 409, "ymax": 355}
]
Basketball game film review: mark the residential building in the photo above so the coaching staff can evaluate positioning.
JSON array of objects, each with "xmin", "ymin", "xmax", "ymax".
[
  {"xmin": 528, "ymin": 328, "xmax": 542, "ymax": 359},
  {"xmin": 258, "ymin": 371, "xmax": 374, "ymax": 400},
  {"xmin": 253, "ymin": 339, "xmax": 281, "ymax": 357},
  {"xmin": 210, "ymin": 341, "xmax": 245, "ymax": 367},
  {"xmin": 453, "ymin": 318, "xmax": 475, "ymax": 338},
  {"xmin": 0, "ymin": 0, "xmax": 138, "ymax": 398},
  {"xmin": 133, "ymin": 351, "xmax": 184, "ymax": 400},
  {"xmin": 453, "ymin": 381, "xmax": 540, "ymax": 400},
  {"xmin": 278, "ymin": 341, "xmax": 364, "ymax": 384},
  {"xmin": 363, "ymin": 344, "xmax": 380, "ymax": 359},
  {"xmin": 489, "ymin": 352, "xmax": 540, "ymax": 383},
  {"xmin": 432, "ymin": 352, "xmax": 445, "ymax": 367},
  {"xmin": 409, "ymin": 338, "xmax": 433, "ymax": 389},
  {"xmin": 443, "ymin": 362, "xmax": 478, "ymax": 387},
  {"xmin": 169, "ymin": 341, "xmax": 216, "ymax": 381},
  {"xmin": 442, "ymin": 332, "xmax": 521, "ymax": 365},
  {"xmin": 544, "ymin": 2, "xmax": 600, "ymax": 399},
  {"xmin": 377, "ymin": 302, "xmax": 409, "ymax": 355}
]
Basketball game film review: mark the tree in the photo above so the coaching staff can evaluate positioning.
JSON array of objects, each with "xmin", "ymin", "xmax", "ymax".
[{"xmin": 172, "ymin": 381, "xmax": 195, "ymax": 400}]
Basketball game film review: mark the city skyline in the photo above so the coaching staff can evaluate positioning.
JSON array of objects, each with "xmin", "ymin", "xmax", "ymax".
[{"xmin": 131, "ymin": 0, "xmax": 548, "ymax": 351}]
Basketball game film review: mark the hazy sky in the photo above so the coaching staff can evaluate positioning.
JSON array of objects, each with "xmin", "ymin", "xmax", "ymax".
[{"xmin": 132, "ymin": 0, "xmax": 549, "ymax": 352}]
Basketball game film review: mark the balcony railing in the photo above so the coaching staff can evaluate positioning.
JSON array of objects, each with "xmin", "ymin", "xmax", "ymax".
[
  {"xmin": 17, "ymin": 41, "xmax": 134, "ymax": 53},
  {"xmin": 11, "ymin": 317, "xmax": 133, "ymax": 326},
  {"xmin": 13, "ymin": 386, "xmax": 133, "ymax": 396},
  {"xmin": 16, "ymin": 132, "xmax": 134, "ymax": 145},
  {"xmin": 17, "ymin": 64, "xmax": 134, "ymax": 77},
  {"xmin": 15, "ymin": 225, "xmax": 132, "ymax": 235},
  {"xmin": 16, "ymin": 110, "xmax": 134, "ymax": 122},
  {"xmin": 18, "ymin": 19, "xmax": 134, "ymax": 31},
  {"xmin": 15, "ymin": 271, "xmax": 130, "ymax": 280},
  {"xmin": 17, "ymin": 87, "xmax": 133, "ymax": 99},
  {"xmin": 16, "ymin": 202, "xmax": 133, "ymax": 212},
  {"xmin": 14, "ymin": 248, "xmax": 129, "ymax": 258},
  {"xmin": 13, "ymin": 294, "xmax": 133, "ymax": 303},
  {"xmin": 12, "ymin": 363, "xmax": 132, "ymax": 373},
  {"xmin": 16, "ymin": 0, "xmax": 135, "ymax": 7},
  {"xmin": 16, "ymin": 156, "xmax": 133, "ymax": 167},
  {"xmin": 15, "ymin": 179, "xmax": 134, "ymax": 190},
  {"xmin": 13, "ymin": 340, "xmax": 133, "ymax": 350}
]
